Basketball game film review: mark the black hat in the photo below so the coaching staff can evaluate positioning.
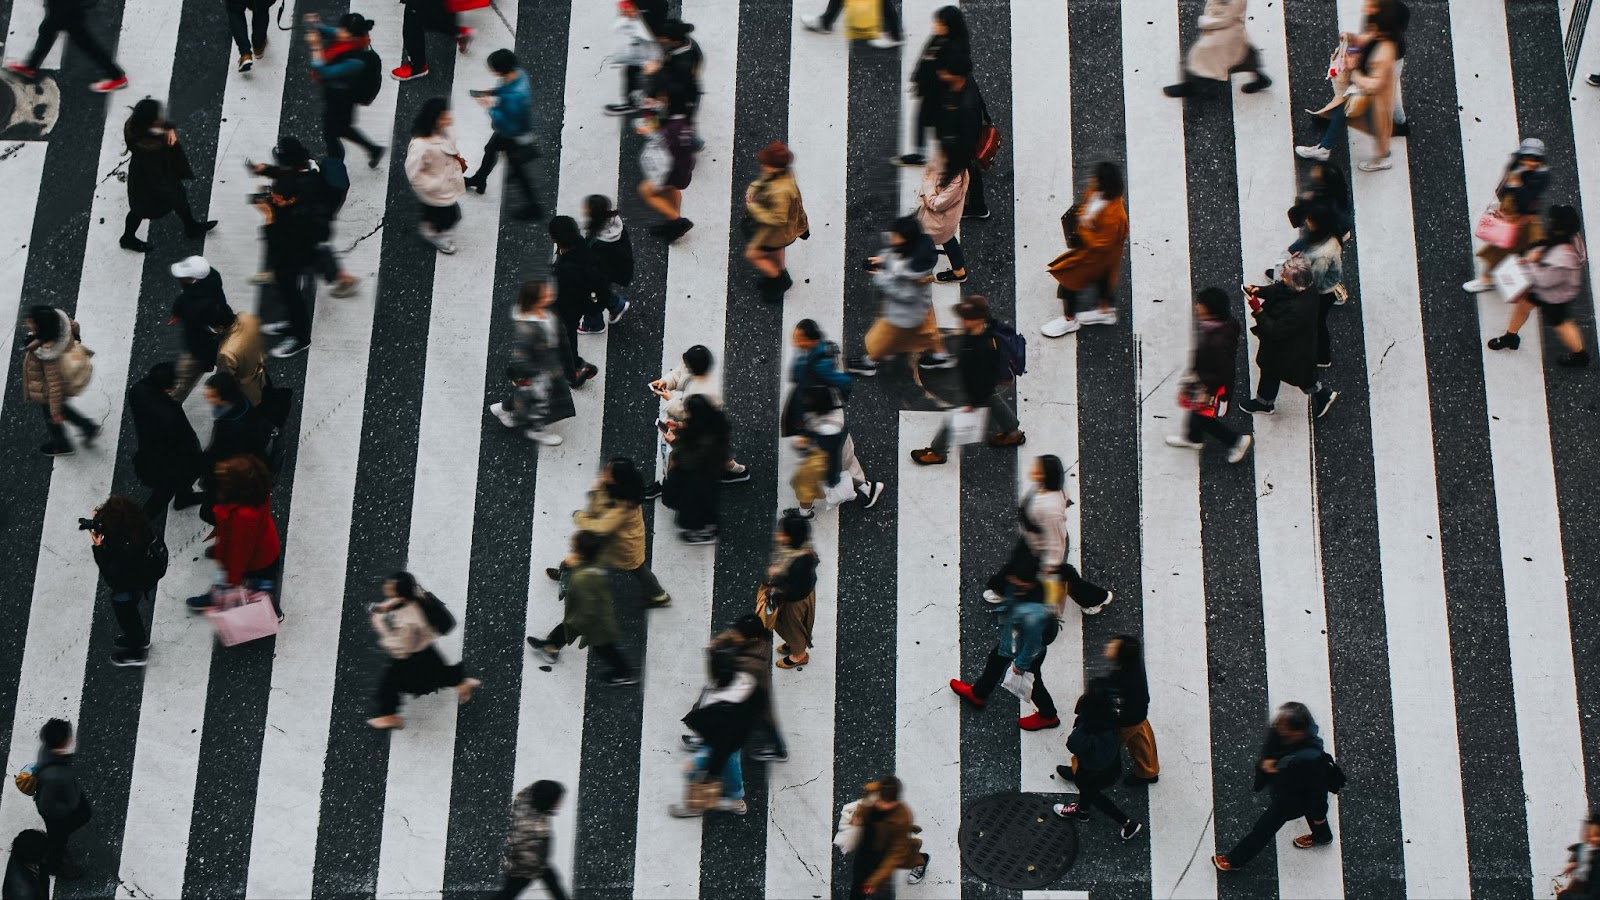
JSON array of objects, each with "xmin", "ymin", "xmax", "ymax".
[
  {"xmin": 338, "ymin": 12, "xmax": 373, "ymax": 36},
  {"xmin": 274, "ymin": 135, "xmax": 311, "ymax": 168}
]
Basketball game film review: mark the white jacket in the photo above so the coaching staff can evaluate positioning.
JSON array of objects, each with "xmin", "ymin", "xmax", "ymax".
[{"xmin": 405, "ymin": 129, "xmax": 466, "ymax": 207}]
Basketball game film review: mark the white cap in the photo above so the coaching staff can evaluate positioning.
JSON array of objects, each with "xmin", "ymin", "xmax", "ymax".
[{"xmin": 170, "ymin": 256, "xmax": 211, "ymax": 280}]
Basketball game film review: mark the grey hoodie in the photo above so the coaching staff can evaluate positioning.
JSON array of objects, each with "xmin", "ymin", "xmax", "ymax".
[{"xmin": 871, "ymin": 235, "xmax": 938, "ymax": 328}]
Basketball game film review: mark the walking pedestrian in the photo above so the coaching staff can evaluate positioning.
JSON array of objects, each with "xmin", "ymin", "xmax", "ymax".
[
  {"xmin": 1165, "ymin": 288, "xmax": 1252, "ymax": 463},
  {"xmin": 1213, "ymin": 702, "xmax": 1338, "ymax": 870},
  {"xmin": 648, "ymin": 19, "xmax": 703, "ymax": 120},
  {"xmin": 550, "ymin": 215, "xmax": 624, "ymax": 335},
  {"xmin": 1238, "ymin": 260, "xmax": 1340, "ymax": 418},
  {"xmin": 251, "ymin": 136, "xmax": 344, "ymax": 358},
  {"xmin": 708, "ymin": 615, "xmax": 787, "ymax": 762},
  {"xmin": 463, "ymin": 49, "xmax": 543, "ymax": 221},
  {"xmin": 584, "ymin": 195, "xmax": 634, "ymax": 315},
  {"xmin": 186, "ymin": 455, "xmax": 283, "ymax": 616},
  {"xmin": 527, "ymin": 531, "xmax": 639, "ymax": 686},
  {"xmin": 227, "ymin": 0, "xmax": 273, "ymax": 72},
  {"xmin": 1051, "ymin": 684, "xmax": 1144, "ymax": 842},
  {"xmin": 127, "ymin": 363, "xmax": 204, "ymax": 517},
  {"xmin": 391, "ymin": 0, "xmax": 469, "ymax": 82},
  {"xmin": 636, "ymin": 110, "xmax": 697, "ymax": 242},
  {"xmin": 1464, "ymin": 138, "xmax": 1552, "ymax": 294},
  {"xmin": 495, "ymin": 780, "xmax": 569, "ymax": 900},
  {"xmin": 800, "ymin": 0, "xmax": 904, "ymax": 49},
  {"xmin": 27, "ymin": 719, "xmax": 92, "ymax": 879},
  {"xmin": 1162, "ymin": 0, "xmax": 1271, "ymax": 98},
  {"xmin": 660, "ymin": 394, "xmax": 730, "ymax": 544},
  {"xmin": 1103, "ymin": 636, "xmax": 1160, "ymax": 786},
  {"xmin": 950, "ymin": 549, "xmax": 1063, "ymax": 730},
  {"xmin": 306, "ymin": 12, "xmax": 385, "ymax": 167},
  {"xmin": 199, "ymin": 373, "xmax": 276, "ymax": 477},
  {"xmin": 167, "ymin": 256, "xmax": 229, "ymax": 400},
  {"xmin": 846, "ymin": 776, "xmax": 931, "ymax": 898},
  {"xmin": 760, "ymin": 510, "xmax": 819, "ymax": 669},
  {"xmin": 20, "ymin": 305, "xmax": 98, "ymax": 458},
  {"xmin": 3, "ymin": 830, "xmax": 51, "ymax": 899},
  {"xmin": 1296, "ymin": 0, "xmax": 1404, "ymax": 172},
  {"xmin": 845, "ymin": 216, "xmax": 950, "ymax": 376},
  {"xmin": 984, "ymin": 454, "xmax": 1114, "ymax": 615},
  {"xmin": 743, "ymin": 141, "xmax": 809, "ymax": 303},
  {"xmin": 544, "ymin": 458, "xmax": 671, "ymax": 608},
  {"xmin": 1286, "ymin": 162, "xmax": 1351, "ymax": 252},
  {"xmin": 488, "ymin": 280, "xmax": 571, "ymax": 445},
  {"xmin": 606, "ymin": 0, "xmax": 661, "ymax": 117},
  {"xmin": 1487, "ymin": 205, "xmax": 1591, "ymax": 367},
  {"xmin": 649, "ymin": 345, "xmax": 748, "ymax": 481},
  {"xmin": 1041, "ymin": 162, "xmax": 1129, "ymax": 337},
  {"xmin": 912, "ymin": 295, "xmax": 1025, "ymax": 465},
  {"xmin": 918, "ymin": 140, "xmax": 970, "ymax": 284},
  {"xmin": 405, "ymin": 97, "xmax": 467, "ymax": 254},
  {"xmin": 929, "ymin": 54, "xmax": 989, "ymax": 221},
  {"xmin": 781, "ymin": 319, "xmax": 853, "ymax": 438},
  {"xmin": 670, "ymin": 643, "xmax": 759, "ymax": 817},
  {"xmin": 366, "ymin": 572, "xmax": 481, "ymax": 730},
  {"xmin": 789, "ymin": 385, "xmax": 882, "ymax": 514},
  {"xmin": 88, "ymin": 496, "xmax": 165, "ymax": 667},
  {"xmin": 120, "ymin": 99, "xmax": 216, "ymax": 252},
  {"xmin": 1294, "ymin": 204, "xmax": 1345, "ymax": 367},
  {"xmin": 892, "ymin": 6, "xmax": 970, "ymax": 166},
  {"xmin": 3, "ymin": 0, "xmax": 128, "ymax": 92},
  {"xmin": 1560, "ymin": 814, "xmax": 1600, "ymax": 899},
  {"xmin": 204, "ymin": 302, "xmax": 267, "ymax": 407}
]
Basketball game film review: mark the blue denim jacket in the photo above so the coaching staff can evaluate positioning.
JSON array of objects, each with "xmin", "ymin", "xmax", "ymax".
[
  {"xmin": 487, "ymin": 70, "xmax": 534, "ymax": 137},
  {"xmin": 995, "ymin": 594, "xmax": 1052, "ymax": 671}
]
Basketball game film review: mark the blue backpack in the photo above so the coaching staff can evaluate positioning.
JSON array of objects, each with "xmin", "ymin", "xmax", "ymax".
[{"xmin": 991, "ymin": 320, "xmax": 1027, "ymax": 382}]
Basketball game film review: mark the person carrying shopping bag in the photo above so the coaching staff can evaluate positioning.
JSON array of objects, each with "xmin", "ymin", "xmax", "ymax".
[
  {"xmin": 1040, "ymin": 162, "xmax": 1129, "ymax": 337},
  {"xmin": 984, "ymin": 454, "xmax": 1115, "ymax": 615},
  {"xmin": 950, "ymin": 549, "xmax": 1063, "ymax": 731},
  {"xmin": 670, "ymin": 644, "xmax": 760, "ymax": 817},
  {"xmin": 1164, "ymin": 288, "xmax": 1252, "ymax": 463},
  {"xmin": 1486, "ymin": 205, "xmax": 1590, "ymax": 367},
  {"xmin": 1464, "ymin": 138, "xmax": 1551, "ymax": 294},
  {"xmin": 759, "ymin": 510, "xmax": 820, "ymax": 669},
  {"xmin": 366, "ymin": 572, "xmax": 480, "ymax": 730},
  {"xmin": 1295, "ymin": 0, "xmax": 1405, "ymax": 172}
]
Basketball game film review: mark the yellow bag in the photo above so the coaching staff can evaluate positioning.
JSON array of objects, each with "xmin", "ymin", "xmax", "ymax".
[
  {"xmin": 13, "ymin": 766, "xmax": 37, "ymax": 797},
  {"xmin": 843, "ymin": 0, "xmax": 881, "ymax": 40}
]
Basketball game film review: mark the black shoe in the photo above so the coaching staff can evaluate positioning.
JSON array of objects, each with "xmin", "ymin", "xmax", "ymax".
[
  {"xmin": 464, "ymin": 175, "xmax": 487, "ymax": 195},
  {"xmin": 1487, "ymin": 332, "xmax": 1521, "ymax": 351},
  {"xmin": 270, "ymin": 336, "xmax": 311, "ymax": 359},
  {"xmin": 113, "ymin": 634, "xmax": 152, "ymax": 650},
  {"xmin": 1237, "ymin": 397, "xmax": 1275, "ymax": 415},
  {"xmin": 1559, "ymin": 350, "xmax": 1592, "ymax": 367},
  {"xmin": 681, "ymin": 528, "xmax": 718, "ymax": 545},
  {"xmin": 720, "ymin": 466, "xmax": 751, "ymax": 483},
  {"xmin": 845, "ymin": 356, "xmax": 878, "ymax": 376},
  {"xmin": 750, "ymin": 746, "xmax": 788, "ymax": 763},
  {"xmin": 120, "ymin": 234, "xmax": 150, "ymax": 253},
  {"xmin": 858, "ymin": 481, "xmax": 886, "ymax": 509},
  {"xmin": 891, "ymin": 153, "xmax": 927, "ymax": 167},
  {"xmin": 934, "ymin": 269, "xmax": 967, "ymax": 284},
  {"xmin": 1311, "ymin": 389, "xmax": 1339, "ymax": 418},
  {"xmin": 961, "ymin": 208, "xmax": 992, "ymax": 220},
  {"xmin": 368, "ymin": 146, "xmax": 386, "ymax": 169},
  {"xmin": 39, "ymin": 441, "xmax": 74, "ymax": 457},
  {"xmin": 79, "ymin": 423, "xmax": 101, "ymax": 446},
  {"xmin": 1055, "ymin": 764, "xmax": 1077, "ymax": 783},
  {"xmin": 666, "ymin": 218, "xmax": 695, "ymax": 242},
  {"xmin": 1588, "ymin": 73, "xmax": 1600, "ymax": 87},
  {"xmin": 604, "ymin": 673, "xmax": 640, "ymax": 687},
  {"xmin": 514, "ymin": 204, "xmax": 543, "ymax": 221},
  {"xmin": 758, "ymin": 276, "xmax": 788, "ymax": 303},
  {"xmin": 643, "ymin": 481, "xmax": 663, "ymax": 501},
  {"xmin": 185, "ymin": 220, "xmax": 218, "ymax": 238},
  {"xmin": 1123, "ymin": 773, "xmax": 1160, "ymax": 787},
  {"xmin": 1241, "ymin": 73, "xmax": 1272, "ymax": 93},
  {"xmin": 1162, "ymin": 80, "xmax": 1196, "ymax": 98},
  {"xmin": 545, "ymin": 567, "xmax": 561, "ymax": 582},
  {"xmin": 110, "ymin": 648, "xmax": 148, "ymax": 667}
]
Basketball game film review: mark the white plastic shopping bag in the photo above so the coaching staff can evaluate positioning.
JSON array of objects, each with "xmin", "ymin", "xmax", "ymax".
[
  {"xmin": 948, "ymin": 407, "xmax": 988, "ymax": 446},
  {"xmin": 834, "ymin": 800, "xmax": 862, "ymax": 853},
  {"xmin": 1001, "ymin": 666, "xmax": 1035, "ymax": 702},
  {"xmin": 1492, "ymin": 256, "xmax": 1532, "ymax": 302}
]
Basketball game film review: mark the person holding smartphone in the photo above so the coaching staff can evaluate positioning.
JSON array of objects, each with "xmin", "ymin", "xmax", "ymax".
[{"xmin": 1237, "ymin": 260, "xmax": 1338, "ymax": 420}]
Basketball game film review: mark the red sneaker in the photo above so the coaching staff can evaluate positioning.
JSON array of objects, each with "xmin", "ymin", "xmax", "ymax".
[
  {"xmin": 390, "ymin": 64, "xmax": 429, "ymax": 82},
  {"xmin": 456, "ymin": 27, "xmax": 473, "ymax": 54},
  {"xmin": 3, "ymin": 61, "xmax": 39, "ymax": 79},
  {"xmin": 1017, "ymin": 712, "xmax": 1060, "ymax": 731},
  {"xmin": 949, "ymin": 679, "xmax": 985, "ymax": 707},
  {"xmin": 91, "ymin": 75, "xmax": 129, "ymax": 93}
]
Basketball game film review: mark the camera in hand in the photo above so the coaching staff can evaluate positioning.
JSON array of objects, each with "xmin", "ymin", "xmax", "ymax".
[
  {"xmin": 248, "ymin": 191, "xmax": 272, "ymax": 205},
  {"xmin": 78, "ymin": 517, "xmax": 100, "ymax": 533}
]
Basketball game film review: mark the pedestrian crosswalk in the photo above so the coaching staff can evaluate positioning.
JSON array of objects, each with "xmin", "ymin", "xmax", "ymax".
[{"xmin": 0, "ymin": 0, "xmax": 1597, "ymax": 895}]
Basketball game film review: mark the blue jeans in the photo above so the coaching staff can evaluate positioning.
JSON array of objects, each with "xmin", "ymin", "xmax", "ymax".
[
  {"xmin": 694, "ymin": 747, "xmax": 744, "ymax": 800},
  {"xmin": 1317, "ymin": 103, "xmax": 1348, "ymax": 150}
]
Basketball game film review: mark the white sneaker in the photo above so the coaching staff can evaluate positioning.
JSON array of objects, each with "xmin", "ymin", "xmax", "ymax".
[
  {"xmin": 1227, "ymin": 434, "xmax": 1254, "ymax": 464},
  {"xmin": 1164, "ymin": 435, "xmax": 1204, "ymax": 450},
  {"xmin": 1295, "ymin": 145, "xmax": 1331, "ymax": 161},
  {"xmin": 1077, "ymin": 308, "xmax": 1118, "ymax": 326},
  {"xmin": 799, "ymin": 14, "xmax": 830, "ymax": 33},
  {"xmin": 1082, "ymin": 591, "xmax": 1114, "ymax": 616},
  {"xmin": 1357, "ymin": 156, "xmax": 1393, "ymax": 172},
  {"xmin": 419, "ymin": 223, "xmax": 457, "ymax": 254},
  {"xmin": 1462, "ymin": 279, "xmax": 1494, "ymax": 293},
  {"xmin": 982, "ymin": 589, "xmax": 1004, "ymax": 605},
  {"xmin": 869, "ymin": 35, "xmax": 903, "ymax": 48},
  {"xmin": 488, "ymin": 402, "xmax": 518, "ymax": 428},
  {"xmin": 261, "ymin": 320, "xmax": 291, "ymax": 336},
  {"xmin": 1040, "ymin": 315, "xmax": 1080, "ymax": 338},
  {"xmin": 526, "ymin": 429, "xmax": 563, "ymax": 446}
]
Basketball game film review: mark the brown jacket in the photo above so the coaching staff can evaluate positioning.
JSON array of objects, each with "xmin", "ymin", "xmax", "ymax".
[
  {"xmin": 745, "ymin": 170, "xmax": 809, "ymax": 249},
  {"xmin": 1048, "ymin": 190, "xmax": 1129, "ymax": 293},
  {"xmin": 21, "ymin": 313, "xmax": 81, "ymax": 419},
  {"xmin": 852, "ymin": 801, "xmax": 923, "ymax": 891},
  {"xmin": 216, "ymin": 312, "xmax": 267, "ymax": 406},
  {"xmin": 573, "ymin": 485, "xmax": 646, "ymax": 570}
]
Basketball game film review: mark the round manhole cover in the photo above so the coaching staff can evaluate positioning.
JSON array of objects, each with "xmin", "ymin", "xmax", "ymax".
[{"xmin": 958, "ymin": 792, "xmax": 1078, "ymax": 890}]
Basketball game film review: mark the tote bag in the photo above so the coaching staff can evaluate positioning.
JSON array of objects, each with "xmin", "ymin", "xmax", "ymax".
[
  {"xmin": 842, "ymin": 0, "xmax": 880, "ymax": 40},
  {"xmin": 948, "ymin": 407, "xmax": 988, "ymax": 446},
  {"xmin": 1475, "ymin": 206, "xmax": 1520, "ymax": 250},
  {"xmin": 205, "ymin": 586, "xmax": 280, "ymax": 646}
]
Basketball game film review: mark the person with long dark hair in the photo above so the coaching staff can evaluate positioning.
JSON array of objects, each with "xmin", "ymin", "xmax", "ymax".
[
  {"xmin": 763, "ymin": 510, "xmax": 819, "ymax": 669},
  {"xmin": 918, "ymin": 139, "xmax": 971, "ymax": 284},
  {"xmin": 496, "ymin": 780, "xmax": 569, "ymax": 899},
  {"xmin": 1042, "ymin": 161, "xmax": 1129, "ymax": 337},
  {"xmin": 1052, "ymin": 683, "xmax": 1144, "ymax": 842},
  {"xmin": 985, "ymin": 454, "xmax": 1113, "ymax": 615},
  {"xmin": 405, "ymin": 97, "xmax": 467, "ymax": 254},
  {"xmin": 585, "ymin": 194, "xmax": 635, "ymax": 318},
  {"xmin": 120, "ymin": 99, "xmax": 215, "ymax": 252},
  {"xmin": 1295, "ymin": 0, "xmax": 1404, "ymax": 172},
  {"xmin": 367, "ymin": 572, "xmax": 481, "ymax": 730},
  {"xmin": 893, "ymin": 6, "xmax": 969, "ymax": 167},
  {"xmin": 1104, "ymin": 636, "xmax": 1160, "ymax": 785},
  {"xmin": 187, "ymin": 455, "xmax": 283, "ymax": 616},
  {"xmin": 128, "ymin": 362, "xmax": 204, "ymax": 517},
  {"xmin": 88, "ymin": 496, "xmax": 163, "ymax": 667},
  {"xmin": 1487, "ymin": 204, "xmax": 1591, "ymax": 367},
  {"xmin": 305, "ymin": 12, "xmax": 385, "ymax": 168},
  {"xmin": 545, "ymin": 458, "xmax": 671, "ymax": 607},
  {"xmin": 661, "ymin": 394, "xmax": 729, "ymax": 544},
  {"xmin": 1165, "ymin": 288, "xmax": 1251, "ymax": 463}
]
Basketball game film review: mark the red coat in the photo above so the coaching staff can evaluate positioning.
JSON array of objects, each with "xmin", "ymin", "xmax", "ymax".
[{"xmin": 213, "ymin": 501, "xmax": 281, "ymax": 584}]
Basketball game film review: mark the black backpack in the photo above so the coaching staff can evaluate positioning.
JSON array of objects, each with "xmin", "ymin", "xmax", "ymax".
[
  {"xmin": 348, "ymin": 48, "xmax": 383, "ymax": 106},
  {"xmin": 1323, "ymin": 753, "xmax": 1347, "ymax": 794},
  {"xmin": 417, "ymin": 592, "xmax": 456, "ymax": 636}
]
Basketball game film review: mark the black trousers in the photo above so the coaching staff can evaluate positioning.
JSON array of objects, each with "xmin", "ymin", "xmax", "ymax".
[
  {"xmin": 25, "ymin": 11, "xmax": 123, "ymax": 77},
  {"xmin": 495, "ymin": 868, "xmax": 569, "ymax": 900},
  {"xmin": 819, "ymin": 0, "xmax": 901, "ymax": 38},
  {"xmin": 909, "ymin": 96, "xmax": 935, "ymax": 153},
  {"xmin": 1225, "ymin": 799, "xmax": 1332, "ymax": 865},
  {"xmin": 42, "ymin": 799, "xmax": 92, "ymax": 870},
  {"xmin": 375, "ymin": 646, "xmax": 463, "ymax": 716},
  {"xmin": 1256, "ymin": 371, "xmax": 1321, "ymax": 404},
  {"xmin": 970, "ymin": 648, "xmax": 1057, "ymax": 719},
  {"xmin": 544, "ymin": 623, "xmax": 632, "ymax": 677},
  {"xmin": 401, "ymin": 2, "xmax": 458, "ymax": 70},
  {"xmin": 471, "ymin": 134, "xmax": 540, "ymax": 206},
  {"xmin": 1074, "ymin": 769, "xmax": 1131, "ymax": 824},
  {"xmin": 271, "ymin": 259, "xmax": 315, "ymax": 341},
  {"xmin": 322, "ymin": 92, "xmax": 380, "ymax": 161},
  {"xmin": 143, "ymin": 481, "xmax": 201, "ymax": 518},
  {"xmin": 225, "ymin": 0, "xmax": 272, "ymax": 56},
  {"xmin": 111, "ymin": 589, "xmax": 152, "ymax": 647},
  {"xmin": 123, "ymin": 191, "xmax": 200, "ymax": 240},
  {"xmin": 1316, "ymin": 291, "xmax": 1335, "ymax": 366},
  {"xmin": 41, "ymin": 403, "xmax": 96, "ymax": 448},
  {"xmin": 1058, "ymin": 276, "xmax": 1113, "ymax": 317},
  {"xmin": 1185, "ymin": 409, "xmax": 1238, "ymax": 445},
  {"xmin": 965, "ymin": 159, "xmax": 988, "ymax": 215},
  {"xmin": 1059, "ymin": 563, "xmax": 1109, "ymax": 610}
]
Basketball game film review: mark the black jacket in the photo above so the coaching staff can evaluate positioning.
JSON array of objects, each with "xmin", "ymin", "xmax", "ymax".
[
  {"xmin": 934, "ymin": 79, "xmax": 985, "ymax": 170},
  {"xmin": 1191, "ymin": 319, "xmax": 1240, "ymax": 391},
  {"xmin": 32, "ymin": 750, "xmax": 89, "ymax": 823},
  {"xmin": 2, "ymin": 857, "xmax": 48, "ymax": 900},
  {"xmin": 93, "ymin": 533, "xmax": 159, "ymax": 592},
  {"xmin": 205, "ymin": 400, "xmax": 276, "ymax": 473},
  {"xmin": 653, "ymin": 39, "xmax": 704, "ymax": 117},
  {"xmin": 911, "ymin": 34, "xmax": 967, "ymax": 99},
  {"xmin": 956, "ymin": 325, "xmax": 1002, "ymax": 406},
  {"xmin": 766, "ymin": 551, "xmax": 818, "ymax": 602},
  {"xmin": 1106, "ymin": 666, "xmax": 1150, "ymax": 727},
  {"xmin": 1249, "ymin": 284, "xmax": 1319, "ymax": 390},
  {"xmin": 1253, "ymin": 726, "xmax": 1331, "ymax": 815},
  {"xmin": 552, "ymin": 246, "xmax": 610, "ymax": 320},
  {"xmin": 129, "ymin": 377, "xmax": 203, "ymax": 489},
  {"xmin": 588, "ymin": 226, "xmax": 635, "ymax": 287},
  {"xmin": 170, "ymin": 270, "xmax": 229, "ymax": 367}
]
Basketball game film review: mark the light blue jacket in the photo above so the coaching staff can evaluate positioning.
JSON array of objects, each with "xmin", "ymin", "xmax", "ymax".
[
  {"xmin": 487, "ymin": 70, "xmax": 534, "ymax": 138},
  {"xmin": 994, "ymin": 592, "xmax": 1052, "ymax": 671}
]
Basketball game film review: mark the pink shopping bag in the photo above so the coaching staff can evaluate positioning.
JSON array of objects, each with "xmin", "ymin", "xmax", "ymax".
[
  {"xmin": 1474, "ymin": 206, "xmax": 1520, "ymax": 249},
  {"xmin": 204, "ymin": 586, "xmax": 279, "ymax": 646}
]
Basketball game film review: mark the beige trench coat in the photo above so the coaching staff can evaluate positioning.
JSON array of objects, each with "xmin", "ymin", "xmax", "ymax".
[{"xmin": 1185, "ymin": 0, "xmax": 1252, "ymax": 81}]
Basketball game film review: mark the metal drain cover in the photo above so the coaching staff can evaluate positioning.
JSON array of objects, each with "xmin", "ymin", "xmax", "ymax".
[{"xmin": 958, "ymin": 792, "xmax": 1079, "ymax": 890}]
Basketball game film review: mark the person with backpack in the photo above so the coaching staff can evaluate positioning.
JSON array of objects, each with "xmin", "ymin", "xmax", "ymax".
[
  {"xmin": 1213, "ymin": 702, "xmax": 1337, "ymax": 870},
  {"xmin": 912, "ymin": 295, "xmax": 1024, "ymax": 465},
  {"xmin": 128, "ymin": 363, "xmax": 205, "ymax": 517},
  {"xmin": 2, "ymin": 0, "xmax": 128, "ymax": 93},
  {"xmin": 950, "ymin": 549, "xmax": 1062, "ymax": 730},
  {"xmin": 227, "ymin": 0, "xmax": 274, "ymax": 73},
  {"xmin": 550, "ymin": 215, "xmax": 625, "ymax": 336},
  {"xmin": 27, "ymin": 719, "xmax": 93, "ymax": 879},
  {"xmin": 585, "ymin": 195, "xmax": 634, "ymax": 316},
  {"xmin": 306, "ymin": 12, "xmax": 385, "ymax": 168},
  {"xmin": 463, "ymin": 49, "xmax": 543, "ymax": 221},
  {"xmin": 88, "ymin": 496, "xmax": 165, "ymax": 667},
  {"xmin": 1051, "ymin": 683, "xmax": 1144, "ymax": 842},
  {"xmin": 390, "ymin": 0, "xmax": 470, "ymax": 82},
  {"xmin": 743, "ymin": 141, "xmax": 809, "ymax": 303},
  {"xmin": 20, "ymin": 306, "xmax": 98, "ymax": 458},
  {"xmin": 186, "ymin": 455, "xmax": 284, "ymax": 616},
  {"xmin": 1164, "ymin": 287, "xmax": 1252, "ymax": 464},
  {"xmin": 527, "ymin": 531, "xmax": 638, "ymax": 686},
  {"xmin": 984, "ymin": 454, "xmax": 1113, "ymax": 615},
  {"xmin": 406, "ymin": 98, "xmax": 468, "ymax": 255},
  {"xmin": 782, "ymin": 319, "xmax": 853, "ymax": 437},
  {"xmin": 495, "ymin": 780, "xmax": 569, "ymax": 900},
  {"xmin": 366, "ymin": 571, "xmax": 481, "ymax": 730},
  {"xmin": 845, "ymin": 216, "xmax": 952, "ymax": 377},
  {"xmin": 1238, "ymin": 259, "xmax": 1339, "ymax": 419}
]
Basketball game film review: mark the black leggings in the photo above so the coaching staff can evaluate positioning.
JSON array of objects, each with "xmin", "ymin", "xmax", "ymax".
[
  {"xmin": 495, "ymin": 868, "xmax": 569, "ymax": 900},
  {"xmin": 322, "ymin": 93, "xmax": 380, "ymax": 161},
  {"xmin": 1075, "ymin": 770, "xmax": 1131, "ymax": 823},
  {"xmin": 544, "ymin": 623, "xmax": 632, "ymax": 678}
]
